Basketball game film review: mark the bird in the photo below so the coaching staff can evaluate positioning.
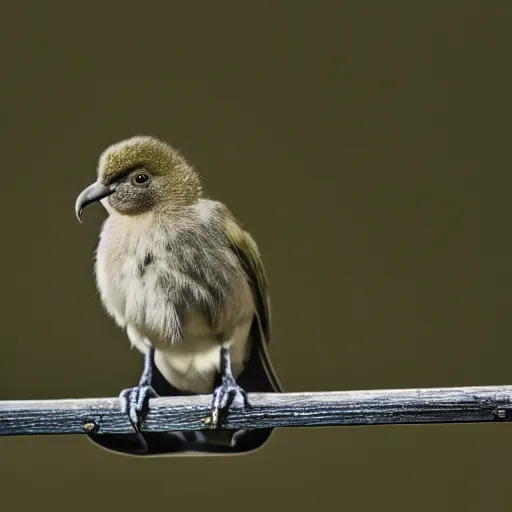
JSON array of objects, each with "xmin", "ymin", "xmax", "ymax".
[{"xmin": 74, "ymin": 135, "xmax": 282, "ymax": 456}]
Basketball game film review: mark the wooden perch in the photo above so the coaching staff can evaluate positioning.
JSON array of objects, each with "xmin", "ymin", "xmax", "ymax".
[{"xmin": 1, "ymin": 385, "xmax": 512, "ymax": 436}]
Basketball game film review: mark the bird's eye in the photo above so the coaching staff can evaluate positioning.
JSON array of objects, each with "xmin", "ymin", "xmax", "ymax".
[{"xmin": 132, "ymin": 172, "xmax": 150, "ymax": 185}]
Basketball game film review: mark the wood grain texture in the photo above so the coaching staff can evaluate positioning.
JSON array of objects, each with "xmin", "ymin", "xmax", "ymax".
[{"xmin": 1, "ymin": 386, "xmax": 512, "ymax": 436}]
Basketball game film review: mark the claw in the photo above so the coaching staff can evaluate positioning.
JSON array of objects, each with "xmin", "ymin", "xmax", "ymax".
[
  {"xmin": 119, "ymin": 385, "xmax": 158, "ymax": 432},
  {"xmin": 209, "ymin": 377, "xmax": 250, "ymax": 428}
]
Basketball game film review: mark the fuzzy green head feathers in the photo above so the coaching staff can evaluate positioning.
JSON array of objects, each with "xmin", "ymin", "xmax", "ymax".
[{"xmin": 76, "ymin": 136, "xmax": 202, "ymax": 220}]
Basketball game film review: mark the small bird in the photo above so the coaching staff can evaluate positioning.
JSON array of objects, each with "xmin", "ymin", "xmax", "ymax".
[{"xmin": 75, "ymin": 135, "xmax": 282, "ymax": 456}]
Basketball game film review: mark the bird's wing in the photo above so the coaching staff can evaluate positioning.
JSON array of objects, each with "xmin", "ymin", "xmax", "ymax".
[{"xmin": 224, "ymin": 211, "xmax": 282, "ymax": 393}]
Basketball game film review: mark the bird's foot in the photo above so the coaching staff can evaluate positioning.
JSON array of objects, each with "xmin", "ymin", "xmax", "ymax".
[
  {"xmin": 208, "ymin": 377, "xmax": 250, "ymax": 428},
  {"xmin": 119, "ymin": 385, "xmax": 159, "ymax": 432}
]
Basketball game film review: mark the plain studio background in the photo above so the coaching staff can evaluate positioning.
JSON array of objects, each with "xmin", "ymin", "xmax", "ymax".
[{"xmin": 1, "ymin": 2, "xmax": 511, "ymax": 511}]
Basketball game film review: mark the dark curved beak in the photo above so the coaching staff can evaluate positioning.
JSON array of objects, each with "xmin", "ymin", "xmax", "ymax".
[{"xmin": 75, "ymin": 181, "xmax": 116, "ymax": 222}]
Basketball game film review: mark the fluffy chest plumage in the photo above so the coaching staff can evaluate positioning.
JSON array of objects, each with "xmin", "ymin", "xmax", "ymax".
[{"xmin": 94, "ymin": 202, "xmax": 255, "ymax": 392}]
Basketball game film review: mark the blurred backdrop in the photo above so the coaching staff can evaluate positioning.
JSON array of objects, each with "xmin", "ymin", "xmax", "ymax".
[{"xmin": 1, "ymin": 2, "xmax": 511, "ymax": 511}]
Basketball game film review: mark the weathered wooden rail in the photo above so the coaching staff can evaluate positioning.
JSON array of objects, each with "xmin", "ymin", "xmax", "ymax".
[{"xmin": 0, "ymin": 386, "xmax": 511, "ymax": 436}]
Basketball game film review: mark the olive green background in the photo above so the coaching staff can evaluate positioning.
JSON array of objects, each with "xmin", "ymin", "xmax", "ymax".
[{"xmin": 1, "ymin": 2, "xmax": 511, "ymax": 511}]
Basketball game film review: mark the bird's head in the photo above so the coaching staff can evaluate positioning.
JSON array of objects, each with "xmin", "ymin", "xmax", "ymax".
[{"xmin": 75, "ymin": 135, "xmax": 202, "ymax": 221}]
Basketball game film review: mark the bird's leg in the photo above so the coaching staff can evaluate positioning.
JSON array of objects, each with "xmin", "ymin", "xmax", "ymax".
[
  {"xmin": 119, "ymin": 347, "xmax": 159, "ymax": 432},
  {"xmin": 209, "ymin": 346, "xmax": 250, "ymax": 428}
]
